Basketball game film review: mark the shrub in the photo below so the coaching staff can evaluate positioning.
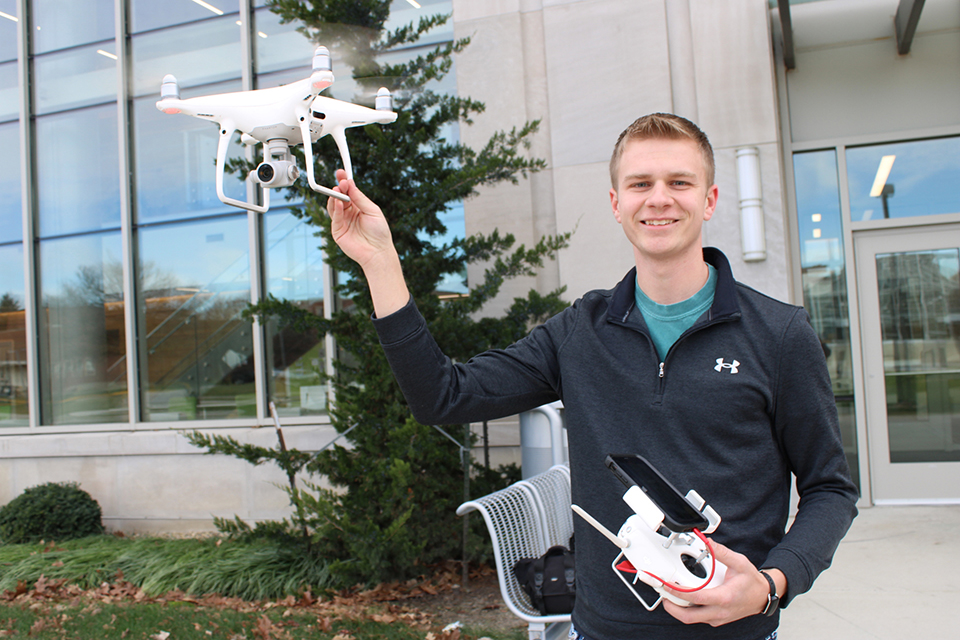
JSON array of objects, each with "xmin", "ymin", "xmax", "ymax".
[{"xmin": 0, "ymin": 482, "xmax": 104, "ymax": 544}]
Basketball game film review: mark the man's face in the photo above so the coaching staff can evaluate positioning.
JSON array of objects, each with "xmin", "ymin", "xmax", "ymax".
[{"xmin": 610, "ymin": 137, "xmax": 718, "ymax": 266}]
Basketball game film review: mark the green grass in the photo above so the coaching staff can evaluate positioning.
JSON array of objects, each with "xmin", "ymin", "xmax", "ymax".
[
  {"xmin": 0, "ymin": 536, "xmax": 526, "ymax": 639},
  {"xmin": 0, "ymin": 536, "xmax": 332, "ymax": 601},
  {"xmin": 0, "ymin": 600, "xmax": 459, "ymax": 639}
]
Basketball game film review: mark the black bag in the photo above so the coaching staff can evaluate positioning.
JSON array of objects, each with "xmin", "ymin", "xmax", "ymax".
[{"xmin": 513, "ymin": 545, "xmax": 576, "ymax": 615}]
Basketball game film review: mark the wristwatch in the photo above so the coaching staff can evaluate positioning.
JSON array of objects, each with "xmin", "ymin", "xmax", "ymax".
[{"xmin": 759, "ymin": 570, "xmax": 780, "ymax": 616}]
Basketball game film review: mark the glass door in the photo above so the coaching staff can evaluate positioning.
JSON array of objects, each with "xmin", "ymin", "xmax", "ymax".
[{"xmin": 855, "ymin": 223, "xmax": 960, "ymax": 502}]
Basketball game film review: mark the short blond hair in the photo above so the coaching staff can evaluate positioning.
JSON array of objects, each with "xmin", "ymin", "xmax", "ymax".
[{"xmin": 609, "ymin": 113, "xmax": 715, "ymax": 188}]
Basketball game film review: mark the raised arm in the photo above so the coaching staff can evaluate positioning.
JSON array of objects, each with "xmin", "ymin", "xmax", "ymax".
[{"xmin": 327, "ymin": 168, "xmax": 410, "ymax": 318}]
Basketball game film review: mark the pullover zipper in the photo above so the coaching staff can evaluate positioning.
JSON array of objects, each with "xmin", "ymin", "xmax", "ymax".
[{"xmin": 658, "ymin": 362, "xmax": 664, "ymax": 378}]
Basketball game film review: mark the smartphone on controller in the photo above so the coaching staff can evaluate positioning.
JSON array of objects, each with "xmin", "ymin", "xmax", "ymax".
[{"xmin": 604, "ymin": 454, "xmax": 709, "ymax": 532}]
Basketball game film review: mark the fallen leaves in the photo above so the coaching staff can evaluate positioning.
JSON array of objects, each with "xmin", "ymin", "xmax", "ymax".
[{"xmin": 0, "ymin": 561, "xmax": 500, "ymax": 639}]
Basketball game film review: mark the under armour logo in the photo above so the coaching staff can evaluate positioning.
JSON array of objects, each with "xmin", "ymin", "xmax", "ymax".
[{"xmin": 715, "ymin": 358, "xmax": 740, "ymax": 374}]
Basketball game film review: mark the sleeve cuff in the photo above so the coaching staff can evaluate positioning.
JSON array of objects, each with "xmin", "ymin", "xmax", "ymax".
[{"xmin": 371, "ymin": 295, "xmax": 423, "ymax": 347}]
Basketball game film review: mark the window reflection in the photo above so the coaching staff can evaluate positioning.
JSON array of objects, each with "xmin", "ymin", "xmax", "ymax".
[
  {"xmin": 0, "ymin": 0, "xmax": 16, "ymax": 63},
  {"xmin": 132, "ymin": 80, "xmax": 246, "ymax": 223},
  {"xmin": 130, "ymin": 0, "xmax": 239, "ymax": 34},
  {"xmin": 138, "ymin": 216, "xmax": 254, "ymax": 421},
  {"xmin": 0, "ymin": 121, "xmax": 21, "ymax": 242},
  {"xmin": 264, "ymin": 210, "xmax": 326, "ymax": 416},
  {"xmin": 36, "ymin": 104, "xmax": 120, "ymax": 237},
  {"xmin": 253, "ymin": 7, "xmax": 315, "ymax": 76},
  {"xmin": 130, "ymin": 16, "xmax": 242, "ymax": 98},
  {"xmin": 384, "ymin": 0, "xmax": 453, "ymax": 48},
  {"xmin": 0, "ymin": 243, "xmax": 27, "ymax": 426},
  {"xmin": 876, "ymin": 248, "xmax": 960, "ymax": 463},
  {"xmin": 846, "ymin": 137, "xmax": 960, "ymax": 222},
  {"xmin": 793, "ymin": 149, "xmax": 858, "ymax": 483},
  {"xmin": 30, "ymin": 0, "xmax": 114, "ymax": 55},
  {"xmin": 38, "ymin": 232, "xmax": 127, "ymax": 425},
  {"xmin": 0, "ymin": 60, "xmax": 17, "ymax": 121},
  {"xmin": 32, "ymin": 43, "xmax": 118, "ymax": 115}
]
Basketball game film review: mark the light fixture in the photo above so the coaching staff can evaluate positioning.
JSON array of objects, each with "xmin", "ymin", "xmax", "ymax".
[
  {"xmin": 96, "ymin": 49, "xmax": 118, "ymax": 60},
  {"xmin": 258, "ymin": 31, "xmax": 268, "ymax": 38},
  {"xmin": 813, "ymin": 229, "xmax": 821, "ymax": 239},
  {"xmin": 811, "ymin": 213, "xmax": 821, "ymax": 222},
  {"xmin": 869, "ymin": 155, "xmax": 896, "ymax": 198},
  {"xmin": 406, "ymin": 0, "xmax": 422, "ymax": 8},
  {"xmin": 736, "ymin": 147, "xmax": 766, "ymax": 262},
  {"xmin": 190, "ymin": 0, "xmax": 224, "ymax": 16},
  {"xmin": 0, "ymin": 10, "xmax": 18, "ymax": 22}
]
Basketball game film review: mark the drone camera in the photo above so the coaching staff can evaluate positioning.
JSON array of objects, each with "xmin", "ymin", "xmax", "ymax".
[{"xmin": 252, "ymin": 160, "xmax": 300, "ymax": 188}]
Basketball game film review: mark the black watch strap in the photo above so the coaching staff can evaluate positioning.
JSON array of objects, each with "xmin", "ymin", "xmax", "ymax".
[{"xmin": 759, "ymin": 570, "xmax": 780, "ymax": 617}]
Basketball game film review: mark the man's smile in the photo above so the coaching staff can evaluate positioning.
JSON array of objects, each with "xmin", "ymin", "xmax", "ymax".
[{"xmin": 642, "ymin": 219, "xmax": 676, "ymax": 226}]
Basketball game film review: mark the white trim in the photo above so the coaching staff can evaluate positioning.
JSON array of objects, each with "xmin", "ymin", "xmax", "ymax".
[
  {"xmin": 874, "ymin": 498, "xmax": 960, "ymax": 507},
  {"xmin": 17, "ymin": 0, "xmax": 39, "ymax": 430},
  {"xmin": 789, "ymin": 124, "xmax": 960, "ymax": 153},
  {"xmin": 116, "ymin": 0, "xmax": 140, "ymax": 424}
]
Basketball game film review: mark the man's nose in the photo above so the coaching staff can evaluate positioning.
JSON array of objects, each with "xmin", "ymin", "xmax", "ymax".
[{"xmin": 646, "ymin": 181, "xmax": 673, "ymax": 207}]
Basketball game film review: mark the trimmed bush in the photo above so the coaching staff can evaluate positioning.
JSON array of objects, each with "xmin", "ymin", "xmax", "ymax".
[{"xmin": 0, "ymin": 482, "xmax": 104, "ymax": 544}]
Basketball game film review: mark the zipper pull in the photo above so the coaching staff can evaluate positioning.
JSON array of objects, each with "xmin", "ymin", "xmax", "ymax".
[{"xmin": 659, "ymin": 362, "xmax": 665, "ymax": 378}]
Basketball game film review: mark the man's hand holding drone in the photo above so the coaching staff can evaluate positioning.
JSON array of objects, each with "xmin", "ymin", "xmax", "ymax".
[{"xmin": 327, "ymin": 169, "xmax": 410, "ymax": 319}]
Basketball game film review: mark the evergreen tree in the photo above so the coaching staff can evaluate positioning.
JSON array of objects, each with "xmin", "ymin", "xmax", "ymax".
[{"xmin": 219, "ymin": 0, "xmax": 569, "ymax": 585}]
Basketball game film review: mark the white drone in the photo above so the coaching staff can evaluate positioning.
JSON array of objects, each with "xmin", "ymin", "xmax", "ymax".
[{"xmin": 156, "ymin": 46, "xmax": 397, "ymax": 213}]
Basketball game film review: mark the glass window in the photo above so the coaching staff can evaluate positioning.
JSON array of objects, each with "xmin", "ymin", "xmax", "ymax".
[
  {"xmin": 846, "ymin": 136, "xmax": 960, "ymax": 222},
  {"xmin": 0, "ymin": 243, "xmax": 27, "ymax": 426},
  {"xmin": 384, "ymin": 0, "xmax": 453, "ymax": 48},
  {"xmin": 0, "ymin": 120, "xmax": 21, "ymax": 242},
  {"xmin": 132, "ymin": 80, "xmax": 247, "ymax": 224},
  {"xmin": 425, "ymin": 202, "xmax": 467, "ymax": 296},
  {"xmin": 36, "ymin": 104, "xmax": 120, "ymax": 237},
  {"xmin": 30, "ymin": 0, "xmax": 114, "ymax": 55},
  {"xmin": 264, "ymin": 210, "xmax": 326, "ymax": 416},
  {"xmin": 38, "ymin": 232, "xmax": 127, "ymax": 425},
  {"xmin": 793, "ymin": 149, "xmax": 859, "ymax": 484},
  {"xmin": 0, "ymin": 60, "xmax": 17, "ymax": 121},
  {"xmin": 253, "ymin": 7, "xmax": 315, "ymax": 76},
  {"xmin": 0, "ymin": 0, "xmax": 17, "ymax": 63},
  {"xmin": 130, "ymin": 16, "xmax": 242, "ymax": 98},
  {"xmin": 138, "ymin": 216, "xmax": 255, "ymax": 421},
  {"xmin": 130, "ymin": 0, "xmax": 239, "ymax": 34},
  {"xmin": 32, "ymin": 43, "xmax": 118, "ymax": 115},
  {"xmin": 875, "ymin": 248, "xmax": 960, "ymax": 463}
]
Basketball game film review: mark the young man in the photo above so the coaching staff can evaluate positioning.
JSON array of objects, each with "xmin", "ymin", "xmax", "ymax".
[{"xmin": 327, "ymin": 113, "xmax": 858, "ymax": 640}]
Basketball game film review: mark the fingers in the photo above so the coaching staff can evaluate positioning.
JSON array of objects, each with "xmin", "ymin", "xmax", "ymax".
[{"xmin": 659, "ymin": 539, "xmax": 767, "ymax": 627}]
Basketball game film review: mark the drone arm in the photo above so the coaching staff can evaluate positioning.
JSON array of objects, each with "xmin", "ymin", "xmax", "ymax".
[
  {"xmin": 216, "ymin": 122, "xmax": 269, "ymax": 214},
  {"xmin": 299, "ymin": 116, "xmax": 349, "ymax": 203}
]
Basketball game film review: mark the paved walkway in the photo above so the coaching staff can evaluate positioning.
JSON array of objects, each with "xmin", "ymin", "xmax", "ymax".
[{"xmin": 778, "ymin": 504, "xmax": 960, "ymax": 639}]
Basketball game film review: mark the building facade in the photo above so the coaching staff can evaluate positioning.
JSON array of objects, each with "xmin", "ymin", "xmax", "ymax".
[{"xmin": 1, "ymin": 0, "xmax": 958, "ymax": 534}]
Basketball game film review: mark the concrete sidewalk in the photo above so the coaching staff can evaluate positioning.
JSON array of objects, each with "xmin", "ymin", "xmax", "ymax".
[{"xmin": 778, "ymin": 505, "xmax": 960, "ymax": 639}]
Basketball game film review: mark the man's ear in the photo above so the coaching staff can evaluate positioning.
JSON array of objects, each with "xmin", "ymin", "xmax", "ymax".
[
  {"xmin": 703, "ymin": 184, "xmax": 719, "ymax": 222},
  {"xmin": 610, "ymin": 188, "xmax": 622, "ymax": 224}
]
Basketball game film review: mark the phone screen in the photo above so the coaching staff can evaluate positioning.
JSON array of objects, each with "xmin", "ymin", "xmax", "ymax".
[{"xmin": 605, "ymin": 454, "xmax": 708, "ymax": 532}]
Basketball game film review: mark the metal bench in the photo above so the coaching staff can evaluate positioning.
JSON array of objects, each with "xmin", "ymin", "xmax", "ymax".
[{"xmin": 457, "ymin": 464, "xmax": 573, "ymax": 640}]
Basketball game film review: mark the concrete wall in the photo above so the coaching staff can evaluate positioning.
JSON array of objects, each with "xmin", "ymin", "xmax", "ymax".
[
  {"xmin": 0, "ymin": 424, "xmax": 339, "ymax": 534},
  {"xmin": 453, "ymin": 0, "xmax": 792, "ymax": 308}
]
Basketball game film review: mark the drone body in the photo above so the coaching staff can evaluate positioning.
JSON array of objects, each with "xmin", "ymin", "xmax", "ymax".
[{"xmin": 156, "ymin": 46, "xmax": 397, "ymax": 213}]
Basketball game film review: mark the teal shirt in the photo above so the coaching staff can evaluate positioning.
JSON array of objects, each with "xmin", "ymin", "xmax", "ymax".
[{"xmin": 634, "ymin": 264, "xmax": 718, "ymax": 361}]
